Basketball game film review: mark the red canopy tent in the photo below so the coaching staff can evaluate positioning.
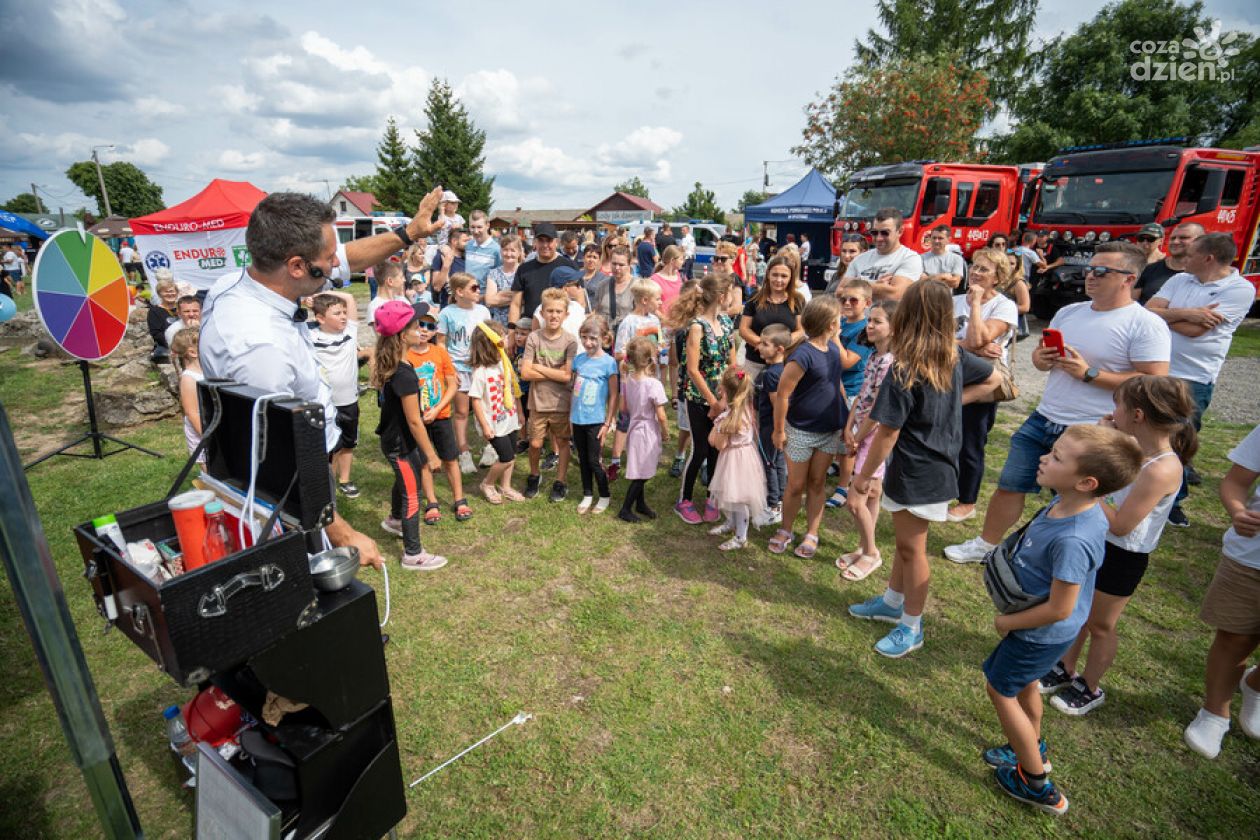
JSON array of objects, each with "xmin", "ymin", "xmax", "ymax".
[{"xmin": 131, "ymin": 179, "xmax": 267, "ymax": 290}]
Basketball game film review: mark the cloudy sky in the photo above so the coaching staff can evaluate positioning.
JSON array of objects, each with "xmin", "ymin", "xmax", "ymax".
[{"xmin": 2, "ymin": 0, "xmax": 1257, "ymax": 217}]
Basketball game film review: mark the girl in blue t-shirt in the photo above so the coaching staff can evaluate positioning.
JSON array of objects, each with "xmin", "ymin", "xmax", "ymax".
[
  {"xmin": 571, "ymin": 314, "xmax": 619, "ymax": 514},
  {"xmin": 768, "ymin": 296, "xmax": 848, "ymax": 559}
]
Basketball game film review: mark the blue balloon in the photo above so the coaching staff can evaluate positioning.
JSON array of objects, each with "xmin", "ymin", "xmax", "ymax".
[{"xmin": 0, "ymin": 294, "xmax": 16, "ymax": 323}]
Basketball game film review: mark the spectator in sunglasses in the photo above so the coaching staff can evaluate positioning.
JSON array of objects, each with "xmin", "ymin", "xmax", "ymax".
[
  {"xmin": 1135, "ymin": 222, "xmax": 1167, "ymax": 266},
  {"xmin": 844, "ymin": 208, "xmax": 924, "ymax": 301}
]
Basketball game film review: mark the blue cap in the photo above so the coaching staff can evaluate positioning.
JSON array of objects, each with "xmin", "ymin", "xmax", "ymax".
[
  {"xmin": 550, "ymin": 265, "xmax": 583, "ymax": 288},
  {"xmin": 204, "ymin": 500, "xmax": 223, "ymax": 514},
  {"xmin": 163, "ymin": 705, "xmax": 181, "ymax": 720}
]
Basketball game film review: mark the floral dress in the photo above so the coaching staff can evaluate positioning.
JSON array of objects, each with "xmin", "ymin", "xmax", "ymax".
[{"xmin": 682, "ymin": 314, "xmax": 734, "ymax": 405}]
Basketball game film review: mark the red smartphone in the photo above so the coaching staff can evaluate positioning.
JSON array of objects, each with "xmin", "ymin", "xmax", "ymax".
[{"xmin": 1042, "ymin": 328, "xmax": 1066, "ymax": 357}]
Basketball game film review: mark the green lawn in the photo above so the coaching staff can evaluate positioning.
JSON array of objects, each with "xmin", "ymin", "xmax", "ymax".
[
  {"xmin": 1, "ymin": 294, "xmax": 1257, "ymax": 837},
  {"xmin": 1227, "ymin": 320, "xmax": 1260, "ymax": 358}
]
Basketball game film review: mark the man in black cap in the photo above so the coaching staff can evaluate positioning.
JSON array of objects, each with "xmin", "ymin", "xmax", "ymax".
[
  {"xmin": 1135, "ymin": 222, "xmax": 1167, "ymax": 266},
  {"xmin": 508, "ymin": 222, "xmax": 576, "ymax": 341}
]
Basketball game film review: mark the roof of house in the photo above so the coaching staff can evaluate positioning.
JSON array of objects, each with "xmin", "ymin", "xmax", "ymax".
[
  {"xmin": 487, "ymin": 208, "xmax": 586, "ymax": 226},
  {"xmin": 337, "ymin": 190, "xmax": 380, "ymax": 215},
  {"xmin": 581, "ymin": 191, "xmax": 665, "ymax": 217}
]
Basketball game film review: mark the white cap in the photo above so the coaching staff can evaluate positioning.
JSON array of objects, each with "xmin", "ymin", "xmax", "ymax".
[{"xmin": 442, "ymin": 190, "xmax": 460, "ymax": 203}]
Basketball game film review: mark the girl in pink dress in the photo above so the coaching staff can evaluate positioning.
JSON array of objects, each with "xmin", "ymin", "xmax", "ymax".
[
  {"xmin": 708, "ymin": 367, "xmax": 768, "ymax": 551},
  {"xmin": 618, "ymin": 336, "xmax": 670, "ymax": 523}
]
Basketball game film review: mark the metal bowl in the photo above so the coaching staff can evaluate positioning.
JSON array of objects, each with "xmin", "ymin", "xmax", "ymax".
[{"xmin": 308, "ymin": 546, "xmax": 360, "ymax": 592}]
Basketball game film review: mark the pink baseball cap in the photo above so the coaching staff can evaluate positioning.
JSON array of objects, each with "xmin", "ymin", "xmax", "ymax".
[{"xmin": 374, "ymin": 299, "xmax": 417, "ymax": 337}]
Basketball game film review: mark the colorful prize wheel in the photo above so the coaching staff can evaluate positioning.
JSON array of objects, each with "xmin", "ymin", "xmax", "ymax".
[{"xmin": 32, "ymin": 230, "xmax": 131, "ymax": 361}]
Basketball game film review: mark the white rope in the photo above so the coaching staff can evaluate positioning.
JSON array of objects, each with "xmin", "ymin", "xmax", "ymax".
[
  {"xmin": 408, "ymin": 712, "xmax": 532, "ymax": 788},
  {"xmin": 239, "ymin": 392, "xmax": 290, "ymax": 550},
  {"xmin": 377, "ymin": 563, "xmax": 390, "ymax": 628}
]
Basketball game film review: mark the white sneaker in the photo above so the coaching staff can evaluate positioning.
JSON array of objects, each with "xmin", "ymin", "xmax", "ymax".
[
  {"xmin": 458, "ymin": 450, "xmax": 477, "ymax": 474},
  {"xmin": 1241, "ymin": 666, "xmax": 1260, "ymax": 740},
  {"xmin": 593, "ymin": 497, "xmax": 611, "ymax": 514},
  {"xmin": 577, "ymin": 496, "xmax": 593, "ymax": 514},
  {"xmin": 944, "ymin": 535, "xmax": 994, "ymax": 564},
  {"xmin": 480, "ymin": 445, "xmax": 498, "ymax": 467},
  {"xmin": 1184, "ymin": 708, "xmax": 1230, "ymax": 759}
]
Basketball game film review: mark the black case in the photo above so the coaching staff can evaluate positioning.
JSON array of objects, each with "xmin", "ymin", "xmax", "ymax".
[{"xmin": 73, "ymin": 379, "xmax": 334, "ymax": 685}]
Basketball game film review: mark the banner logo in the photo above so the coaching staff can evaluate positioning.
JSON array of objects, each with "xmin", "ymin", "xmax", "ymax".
[
  {"xmin": 232, "ymin": 245, "xmax": 252, "ymax": 267},
  {"xmin": 144, "ymin": 251, "xmax": 171, "ymax": 271}
]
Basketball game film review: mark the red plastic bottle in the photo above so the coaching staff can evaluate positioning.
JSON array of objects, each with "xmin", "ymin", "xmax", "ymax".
[{"xmin": 201, "ymin": 500, "xmax": 236, "ymax": 565}]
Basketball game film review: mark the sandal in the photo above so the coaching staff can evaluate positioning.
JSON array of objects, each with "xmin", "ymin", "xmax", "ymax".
[
  {"xmin": 841, "ymin": 553, "xmax": 883, "ymax": 582},
  {"xmin": 501, "ymin": 486, "xmax": 525, "ymax": 502},
  {"xmin": 793, "ymin": 533, "xmax": 819, "ymax": 559},
  {"xmin": 480, "ymin": 483, "xmax": 503, "ymax": 505},
  {"xmin": 768, "ymin": 529, "xmax": 794, "ymax": 554},
  {"xmin": 423, "ymin": 503, "xmax": 441, "ymax": 525},
  {"xmin": 453, "ymin": 499, "xmax": 473, "ymax": 521},
  {"xmin": 835, "ymin": 550, "xmax": 862, "ymax": 572}
]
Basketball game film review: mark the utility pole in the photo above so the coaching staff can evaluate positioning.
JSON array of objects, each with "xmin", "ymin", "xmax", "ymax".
[
  {"xmin": 30, "ymin": 184, "xmax": 44, "ymax": 214},
  {"xmin": 91, "ymin": 146, "xmax": 115, "ymax": 217}
]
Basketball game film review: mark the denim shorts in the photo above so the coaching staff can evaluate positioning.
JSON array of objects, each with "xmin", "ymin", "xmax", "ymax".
[
  {"xmin": 983, "ymin": 634, "xmax": 1072, "ymax": 698},
  {"xmin": 996, "ymin": 411, "xmax": 1068, "ymax": 495}
]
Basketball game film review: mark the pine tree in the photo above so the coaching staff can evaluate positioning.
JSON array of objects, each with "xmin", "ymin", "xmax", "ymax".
[
  {"xmin": 855, "ymin": 0, "xmax": 1037, "ymax": 111},
  {"xmin": 372, "ymin": 117, "xmax": 418, "ymax": 213},
  {"xmin": 412, "ymin": 79, "xmax": 494, "ymax": 213}
]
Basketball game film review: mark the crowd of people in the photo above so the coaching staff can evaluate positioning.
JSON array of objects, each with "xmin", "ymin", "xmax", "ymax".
[{"xmin": 156, "ymin": 190, "xmax": 1259, "ymax": 818}]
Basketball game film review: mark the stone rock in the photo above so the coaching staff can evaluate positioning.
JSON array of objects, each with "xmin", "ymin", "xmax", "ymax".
[{"xmin": 95, "ymin": 383, "xmax": 179, "ymax": 426}]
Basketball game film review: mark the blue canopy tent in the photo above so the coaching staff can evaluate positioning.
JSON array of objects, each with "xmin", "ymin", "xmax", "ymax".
[
  {"xmin": 0, "ymin": 210, "xmax": 51, "ymax": 241},
  {"xmin": 744, "ymin": 168, "xmax": 837, "ymax": 288}
]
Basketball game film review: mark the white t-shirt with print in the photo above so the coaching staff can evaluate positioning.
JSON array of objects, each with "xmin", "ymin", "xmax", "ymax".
[
  {"xmin": 468, "ymin": 364, "xmax": 521, "ymax": 438},
  {"xmin": 1037, "ymin": 301, "xmax": 1170, "ymax": 426},
  {"xmin": 844, "ymin": 244, "xmax": 924, "ymax": 284},
  {"xmin": 1223, "ymin": 425, "xmax": 1260, "ymax": 570},
  {"xmin": 1151, "ymin": 270, "xmax": 1255, "ymax": 385}
]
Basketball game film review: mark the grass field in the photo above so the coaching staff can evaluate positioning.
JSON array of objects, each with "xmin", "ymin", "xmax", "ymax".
[{"xmin": 1, "ymin": 300, "xmax": 1257, "ymax": 838}]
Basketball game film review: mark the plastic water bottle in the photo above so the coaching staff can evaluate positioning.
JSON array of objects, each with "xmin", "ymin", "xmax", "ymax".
[
  {"xmin": 164, "ymin": 705, "xmax": 197, "ymax": 783},
  {"xmin": 201, "ymin": 500, "xmax": 236, "ymax": 565}
]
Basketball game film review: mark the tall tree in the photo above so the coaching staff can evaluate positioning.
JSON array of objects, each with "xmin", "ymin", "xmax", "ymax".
[
  {"xmin": 793, "ymin": 56, "xmax": 992, "ymax": 180},
  {"xmin": 342, "ymin": 174, "xmax": 382, "ymax": 195},
  {"xmin": 993, "ymin": 0, "xmax": 1258, "ymax": 162},
  {"xmin": 613, "ymin": 177, "xmax": 651, "ymax": 199},
  {"xmin": 2, "ymin": 193, "xmax": 42, "ymax": 213},
  {"xmin": 412, "ymin": 79, "xmax": 494, "ymax": 213},
  {"xmin": 65, "ymin": 160, "xmax": 165, "ymax": 217},
  {"xmin": 737, "ymin": 189, "xmax": 770, "ymax": 212},
  {"xmin": 672, "ymin": 182, "xmax": 725, "ymax": 224},
  {"xmin": 856, "ymin": 0, "xmax": 1038, "ymax": 111},
  {"xmin": 371, "ymin": 117, "xmax": 418, "ymax": 212}
]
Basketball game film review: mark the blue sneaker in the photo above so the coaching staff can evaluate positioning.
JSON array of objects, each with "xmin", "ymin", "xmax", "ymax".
[
  {"xmin": 874, "ymin": 623, "xmax": 924, "ymax": 658},
  {"xmin": 982, "ymin": 740, "xmax": 1051, "ymax": 772},
  {"xmin": 994, "ymin": 764, "xmax": 1069, "ymax": 816},
  {"xmin": 848, "ymin": 595, "xmax": 903, "ymax": 624}
]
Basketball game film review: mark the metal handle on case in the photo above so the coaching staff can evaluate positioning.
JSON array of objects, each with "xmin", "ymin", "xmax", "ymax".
[
  {"xmin": 197, "ymin": 565, "xmax": 286, "ymax": 618},
  {"xmin": 123, "ymin": 603, "xmax": 163, "ymax": 671}
]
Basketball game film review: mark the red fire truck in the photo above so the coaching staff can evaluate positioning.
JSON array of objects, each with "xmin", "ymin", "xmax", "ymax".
[
  {"xmin": 1026, "ymin": 140, "xmax": 1260, "ymax": 318},
  {"xmin": 831, "ymin": 162, "xmax": 1037, "ymax": 258}
]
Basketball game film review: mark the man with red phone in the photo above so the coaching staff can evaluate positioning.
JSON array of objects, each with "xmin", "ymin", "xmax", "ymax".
[{"xmin": 945, "ymin": 242, "xmax": 1171, "ymax": 564}]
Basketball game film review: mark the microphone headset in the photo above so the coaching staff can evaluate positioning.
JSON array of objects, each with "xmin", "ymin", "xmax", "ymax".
[{"xmin": 304, "ymin": 259, "xmax": 325, "ymax": 280}]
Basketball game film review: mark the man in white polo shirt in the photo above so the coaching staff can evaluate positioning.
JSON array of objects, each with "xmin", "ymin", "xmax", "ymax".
[
  {"xmin": 945, "ymin": 241, "xmax": 1170, "ymax": 563},
  {"xmin": 1147, "ymin": 232, "xmax": 1255, "ymax": 526}
]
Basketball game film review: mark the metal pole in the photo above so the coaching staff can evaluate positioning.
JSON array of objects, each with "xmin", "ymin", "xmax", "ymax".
[
  {"xmin": 92, "ymin": 150, "xmax": 113, "ymax": 218},
  {"xmin": 31, "ymin": 183, "xmax": 45, "ymax": 214},
  {"xmin": 0, "ymin": 402, "xmax": 143, "ymax": 838},
  {"xmin": 81, "ymin": 361, "xmax": 104, "ymax": 459}
]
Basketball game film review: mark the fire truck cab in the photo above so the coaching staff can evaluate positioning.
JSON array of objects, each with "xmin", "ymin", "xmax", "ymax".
[
  {"xmin": 1026, "ymin": 140, "xmax": 1260, "ymax": 319},
  {"xmin": 832, "ymin": 162, "xmax": 1024, "ymax": 258}
]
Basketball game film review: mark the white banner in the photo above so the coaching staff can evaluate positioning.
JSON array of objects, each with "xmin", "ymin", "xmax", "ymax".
[{"xmin": 135, "ymin": 227, "xmax": 251, "ymax": 291}]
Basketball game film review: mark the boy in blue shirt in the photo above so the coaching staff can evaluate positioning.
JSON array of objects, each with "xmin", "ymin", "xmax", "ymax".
[
  {"xmin": 981, "ymin": 424, "xmax": 1142, "ymax": 816},
  {"xmin": 754, "ymin": 324, "xmax": 792, "ymax": 523},
  {"xmin": 827, "ymin": 278, "xmax": 874, "ymax": 508}
]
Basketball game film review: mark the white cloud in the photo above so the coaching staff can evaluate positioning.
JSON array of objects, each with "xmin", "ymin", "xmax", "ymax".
[
  {"xmin": 487, "ymin": 124, "xmax": 682, "ymax": 192},
  {"xmin": 213, "ymin": 85, "xmax": 261, "ymax": 114},
  {"xmin": 120, "ymin": 138, "xmax": 171, "ymax": 166},
  {"xmin": 134, "ymin": 96, "xmax": 185, "ymax": 118},
  {"xmin": 456, "ymin": 69, "xmax": 553, "ymax": 133},
  {"xmin": 217, "ymin": 149, "xmax": 267, "ymax": 172},
  {"xmin": 597, "ymin": 126, "xmax": 683, "ymax": 167}
]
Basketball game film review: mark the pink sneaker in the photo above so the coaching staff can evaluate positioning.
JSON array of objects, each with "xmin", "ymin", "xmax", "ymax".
[
  {"xmin": 401, "ymin": 551, "xmax": 448, "ymax": 571},
  {"xmin": 674, "ymin": 500, "xmax": 702, "ymax": 524},
  {"xmin": 702, "ymin": 498, "xmax": 721, "ymax": 523}
]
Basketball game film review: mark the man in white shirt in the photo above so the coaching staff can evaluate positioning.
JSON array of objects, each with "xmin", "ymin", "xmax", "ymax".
[
  {"xmin": 920, "ymin": 225, "xmax": 966, "ymax": 289},
  {"xmin": 679, "ymin": 224, "xmax": 696, "ymax": 279},
  {"xmin": 799, "ymin": 232, "xmax": 812, "ymax": 263},
  {"xmin": 844, "ymin": 208, "xmax": 924, "ymax": 301},
  {"xmin": 200, "ymin": 187, "xmax": 446, "ymax": 569},
  {"xmin": 1147, "ymin": 232, "xmax": 1256, "ymax": 526},
  {"xmin": 945, "ymin": 241, "xmax": 1170, "ymax": 563}
]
